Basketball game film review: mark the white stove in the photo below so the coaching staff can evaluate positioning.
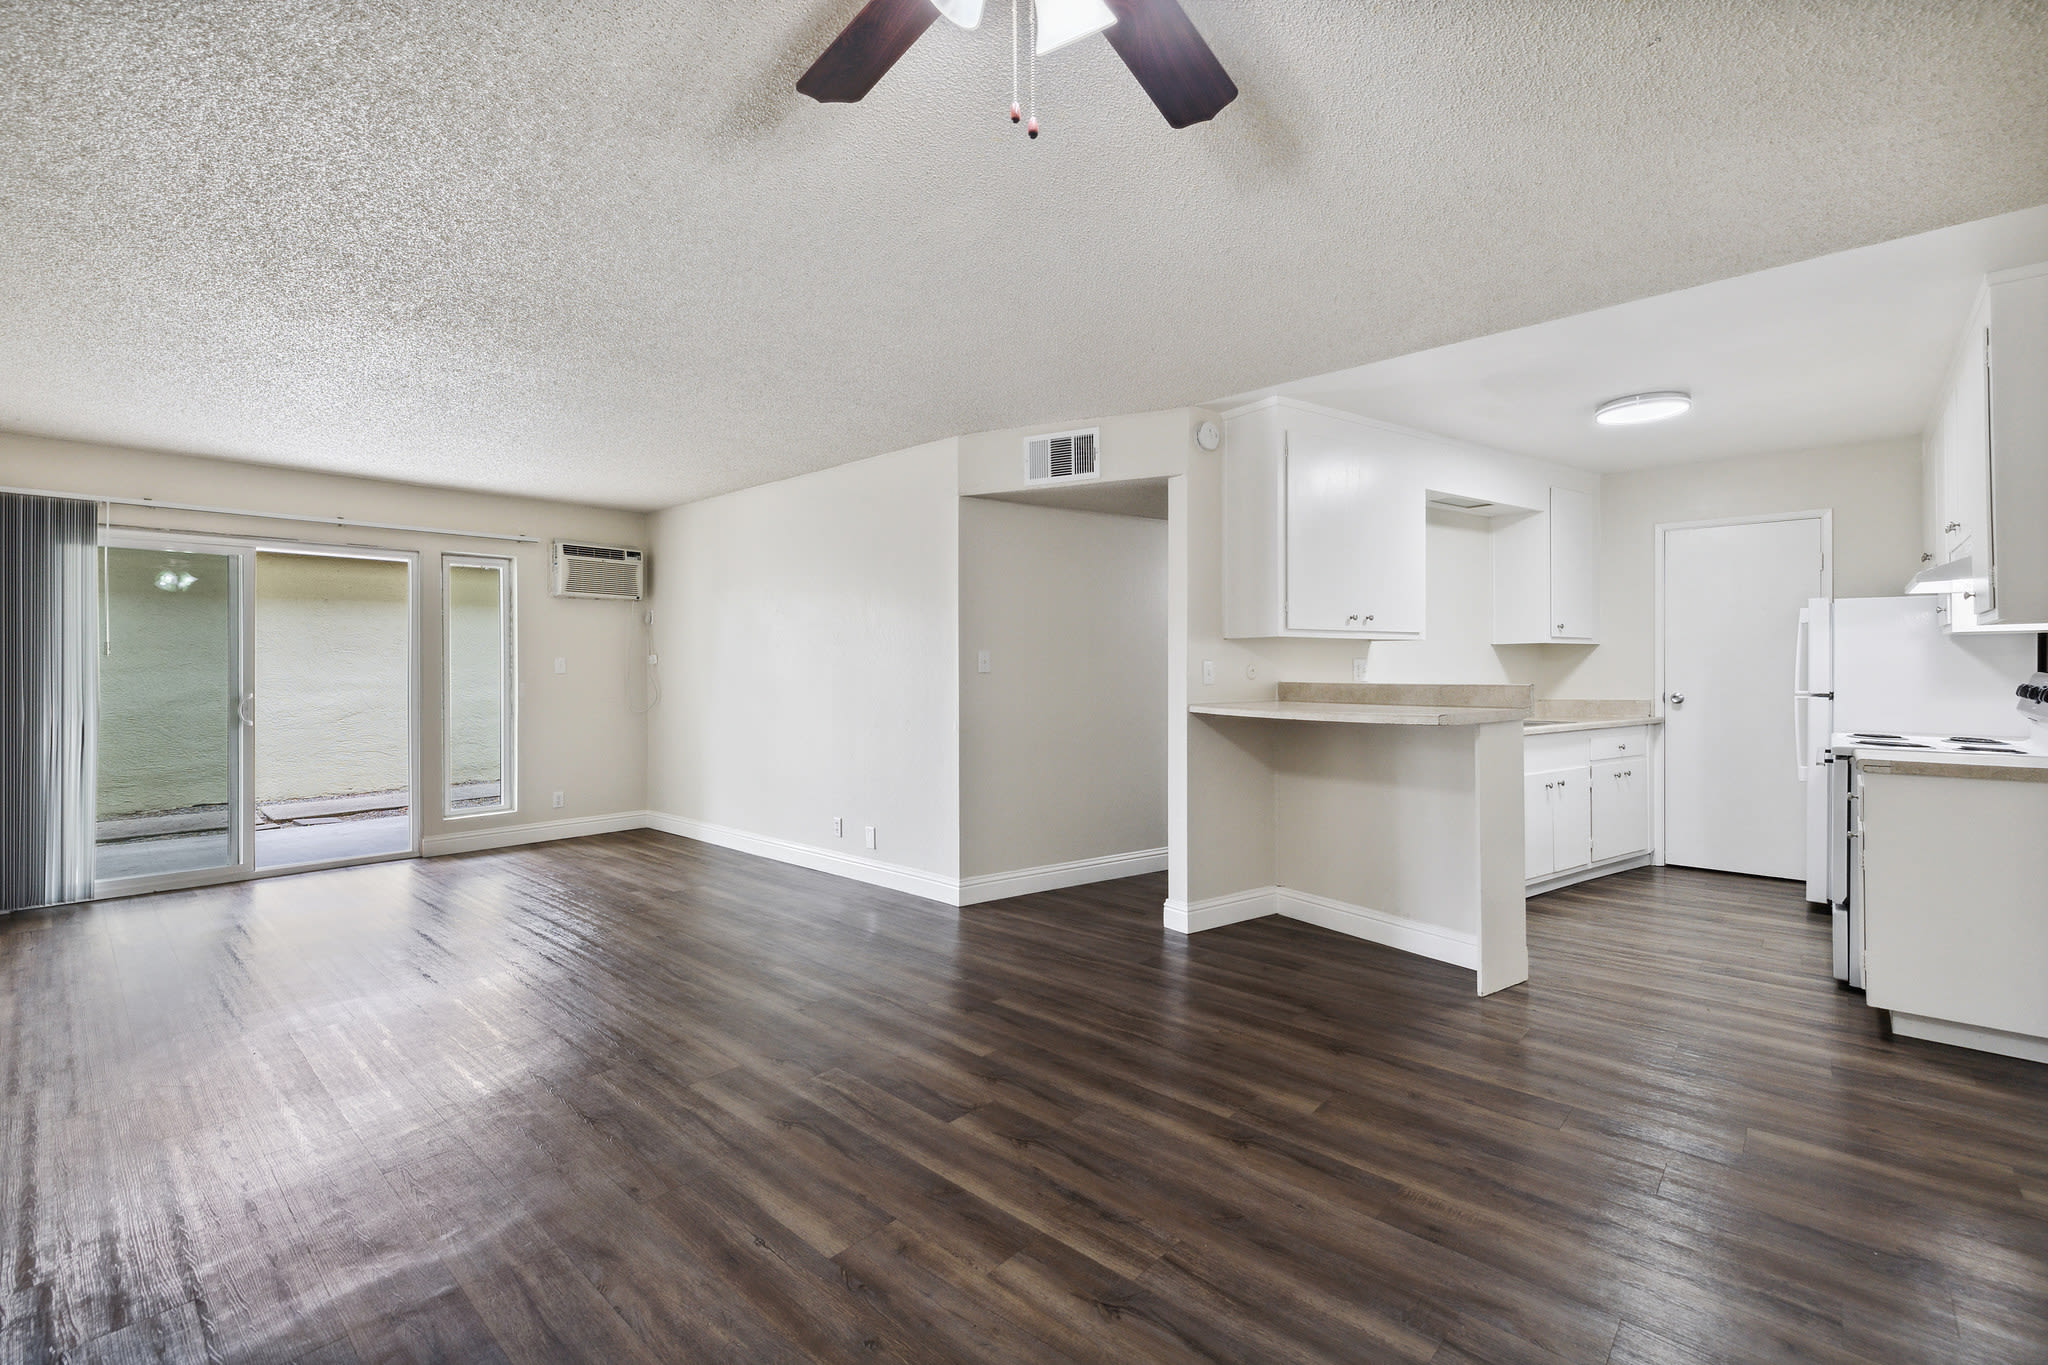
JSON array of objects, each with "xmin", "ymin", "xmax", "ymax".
[{"xmin": 1830, "ymin": 729, "xmax": 2046, "ymax": 756}]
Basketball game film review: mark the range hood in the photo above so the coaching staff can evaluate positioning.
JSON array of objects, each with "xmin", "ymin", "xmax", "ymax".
[{"xmin": 1904, "ymin": 554, "xmax": 1980, "ymax": 595}]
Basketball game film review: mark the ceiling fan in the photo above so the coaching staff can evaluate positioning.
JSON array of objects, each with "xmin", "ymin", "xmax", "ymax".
[{"xmin": 796, "ymin": 0, "xmax": 1237, "ymax": 130}]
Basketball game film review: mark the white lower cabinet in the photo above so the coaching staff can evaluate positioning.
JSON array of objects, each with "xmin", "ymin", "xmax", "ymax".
[
  {"xmin": 1526, "ymin": 767, "xmax": 1591, "ymax": 880},
  {"xmin": 1527, "ymin": 727, "xmax": 1652, "ymax": 887},
  {"xmin": 1591, "ymin": 757, "xmax": 1650, "ymax": 864}
]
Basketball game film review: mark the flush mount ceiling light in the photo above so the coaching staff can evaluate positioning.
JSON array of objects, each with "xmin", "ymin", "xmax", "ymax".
[{"xmin": 1594, "ymin": 391, "xmax": 1693, "ymax": 426}]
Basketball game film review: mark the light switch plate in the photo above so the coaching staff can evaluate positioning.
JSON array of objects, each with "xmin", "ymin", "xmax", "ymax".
[
  {"xmin": 977, "ymin": 650, "xmax": 990, "ymax": 674},
  {"xmin": 553, "ymin": 657, "xmax": 566, "ymax": 674},
  {"xmin": 1201, "ymin": 660, "xmax": 1215, "ymax": 685}
]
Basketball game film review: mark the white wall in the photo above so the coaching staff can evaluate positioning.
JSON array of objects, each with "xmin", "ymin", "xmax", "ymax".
[
  {"xmin": 1556, "ymin": 437, "xmax": 1924, "ymax": 699},
  {"xmin": 0, "ymin": 432, "xmax": 652, "ymax": 846},
  {"xmin": 646, "ymin": 439, "xmax": 962, "ymax": 884},
  {"xmin": 959, "ymin": 499, "xmax": 1167, "ymax": 878}
]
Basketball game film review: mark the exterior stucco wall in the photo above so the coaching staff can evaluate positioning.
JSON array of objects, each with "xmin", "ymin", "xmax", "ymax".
[
  {"xmin": 98, "ymin": 551, "xmax": 511, "ymax": 815},
  {"xmin": 97, "ymin": 547, "xmax": 235, "ymax": 818},
  {"xmin": 252, "ymin": 554, "xmax": 411, "ymax": 803}
]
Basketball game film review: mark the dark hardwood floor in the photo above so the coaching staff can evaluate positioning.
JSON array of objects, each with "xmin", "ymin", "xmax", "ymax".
[{"xmin": 4, "ymin": 834, "xmax": 2046, "ymax": 1363}]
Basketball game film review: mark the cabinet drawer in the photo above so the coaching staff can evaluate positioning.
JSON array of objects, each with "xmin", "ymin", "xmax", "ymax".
[
  {"xmin": 1588, "ymin": 727, "xmax": 1647, "ymax": 760},
  {"xmin": 1525, "ymin": 732, "xmax": 1591, "ymax": 772}
]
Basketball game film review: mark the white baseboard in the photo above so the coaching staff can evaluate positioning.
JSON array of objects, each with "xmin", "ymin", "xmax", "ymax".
[
  {"xmin": 958, "ymin": 848, "xmax": 1168, "ymax": 906},
  {"xmin": 1163, "ymin": 886, "xmax": 1277, "ymax": 934},
  {"xmin": 1273, "ymin": 887, "xmax": 1478, "ymax": 970},
  {"xmin": 643, "ymin": 812, "xmax": 961, "ymax": 905},
  {"xmin": 1163, "ymin": 884, "xmax": 1478, "ymax": 972},
  {"xmin": 1527, "ymin": 852, "xmax": 1653, "ymax": 897},
  {"xmin": 423, "ymin": 810, "xmax": 653, "ymax": 857},
  {"xmin": 1890, "ymin": 1013, "xmax": 2048, "ymax": 1065}
]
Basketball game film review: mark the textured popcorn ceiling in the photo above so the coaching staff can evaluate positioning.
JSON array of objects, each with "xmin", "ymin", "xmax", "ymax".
[{"xmin": 3, "ymin": 2, "xmax": 2046, "ymax": 510}]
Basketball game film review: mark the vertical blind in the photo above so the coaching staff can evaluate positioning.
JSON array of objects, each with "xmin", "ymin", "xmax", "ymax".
[{"xmin": 0, "ymin": 493, "xmax": 98, "ymax": 912}]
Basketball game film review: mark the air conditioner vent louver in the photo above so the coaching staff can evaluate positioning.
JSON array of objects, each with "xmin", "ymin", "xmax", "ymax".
[
  {"xmin": 552, "ymin": 541, "xmax": 645, "ymax": 600},
  {"xmin": 1024, "ymin": 427, "xmax": 1101, "ymax": 484}
]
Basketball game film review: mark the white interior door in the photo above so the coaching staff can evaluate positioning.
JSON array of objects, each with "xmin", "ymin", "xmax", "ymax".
[{"xmin": 1663, "ymin": 516, "xmax": 1827, "ymax": 878}]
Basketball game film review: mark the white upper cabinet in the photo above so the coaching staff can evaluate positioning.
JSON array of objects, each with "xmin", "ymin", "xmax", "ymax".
[
  {"xmin": 1548, "ymin": 487, "xmax": 1600, "ymax": 641},
  {"xmin": 1927, "ymin": 264, "xmax": 2048, "ymax": 630},
  {"xmin": 1222, "ymin": 398, "xmax": 1600, "ymax": 644},
  {"xmin": 1223, "ymin": 403, "xmax": 1424, "ymax": 639},
  {"xmin": 1491, "ymin": 486, "xmax": 1601, "ymax": 644}
]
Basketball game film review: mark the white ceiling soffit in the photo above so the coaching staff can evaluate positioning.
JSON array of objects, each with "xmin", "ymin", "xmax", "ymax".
[
  {"xmin": 1217, "ymin": 205, "xmax": 2048, "ymax": 473},
  {"xmin": 2, "ymin": 3, "xmax": 2045, "ymax": 509}
]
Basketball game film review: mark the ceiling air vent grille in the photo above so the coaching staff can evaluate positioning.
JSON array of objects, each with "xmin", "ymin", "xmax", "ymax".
[
  {"xmin": 1024, "ymin": 428, "xmax": 1100, "ymax": 484},
  {"xmin": 552, "ymin": 541, "xmax": 645, "ymax": 600}
]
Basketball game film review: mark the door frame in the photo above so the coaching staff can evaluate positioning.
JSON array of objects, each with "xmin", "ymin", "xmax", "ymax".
[
  {"xmin": 91, "ymin": 529, "xmax": 423, "ymax": 899},
  {"xmin": 1653, "ymin": 510, "xmax": 1833, "ymax": 867}
]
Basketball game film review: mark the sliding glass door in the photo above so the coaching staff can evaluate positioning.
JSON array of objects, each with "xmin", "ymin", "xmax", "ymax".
[
  {"xmin": 93, "ymin": 533, "xmax": 419, "ymax": 895},
  {"xmin": 94, "ymin": 541, "xmax": 253, "ymax": 890}
]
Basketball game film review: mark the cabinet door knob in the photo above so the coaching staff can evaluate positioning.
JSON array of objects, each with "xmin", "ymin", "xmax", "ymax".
[
  {"xmin": 1668, "ymin": 692, "xmax": 1685, "ymax": 706},
  {"xmin": 1946, "ymin": 521, "xmax": 1962, "ymax": 533},
  {"xmin": 1363, "ymin": 614, "xmax": 1373, "ymax": 623}
]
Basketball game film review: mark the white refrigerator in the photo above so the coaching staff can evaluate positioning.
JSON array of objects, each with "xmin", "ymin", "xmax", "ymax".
[{"xmin": 1793, "ymin": 596, "xmax": 2035, "ymax": 903}]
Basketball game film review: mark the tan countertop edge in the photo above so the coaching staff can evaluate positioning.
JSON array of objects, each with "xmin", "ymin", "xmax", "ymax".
[
  {"xmin": 1524, "ymin": 717, "xmax": 1666, "ymax": 735},
  {"xmin": 1278, "ymin": 681, "xmax": 1534, "ymax": 709},
  {"xmin": 1190, "ymin": 701, "xmax": 1531, "ymax": 726},
  {"xmin": 1857, "ymin": 758, "xmax": 2048, "ymax": 783}
]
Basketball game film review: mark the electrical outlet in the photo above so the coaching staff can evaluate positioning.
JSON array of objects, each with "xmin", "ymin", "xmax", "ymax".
[
  {"xmin": 977, "ymin": 650, "xmax": 990, "ymax": 674},
  {"xmin": 864, "ymin": 825, "xmax": 876, "ymax": 850},
  {"xmin": 1352, "ymin": 657, "xmax": 1369, "ymax": 683},
  {"xmin": 1201, "ymin": 659, "xmax": 1215, "ymax": 685},
  {"xmin": 833, "ymin": 817, "xmax": 844, "ymax": 838},
  {"xmin": 551, "ymin": 791, "xmax": 564, "ymax": 809}
]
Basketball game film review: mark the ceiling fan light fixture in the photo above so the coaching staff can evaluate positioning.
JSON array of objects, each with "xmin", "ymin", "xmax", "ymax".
[
  {"xmin": 930, "ymin": 0, "xmax": 984, "ymax": 29},
  {"xmin": 1033, "ymin": 0, "xmax": 1116, "ymax": 55},
  {"xmin": 1594, "ymin": 391, "xmax": 1692, "ymax": 426}
]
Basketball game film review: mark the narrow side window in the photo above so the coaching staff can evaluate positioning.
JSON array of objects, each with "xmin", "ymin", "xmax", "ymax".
[{"xmin": 444, "ymin": 555, "xmax": 514, "ymax": 816}]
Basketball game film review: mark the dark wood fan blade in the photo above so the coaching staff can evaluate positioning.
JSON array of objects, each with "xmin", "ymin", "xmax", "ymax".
[
  {"xmin": 1100, "ymin": 0, "xmax": 1237, "ymax": 128},
  {"xmin": 796, "ymin": 0, "xmax": 942, "ymax": 103}
]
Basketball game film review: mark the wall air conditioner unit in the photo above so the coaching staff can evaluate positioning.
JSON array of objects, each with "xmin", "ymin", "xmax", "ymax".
[
  {"xmin": 1024, "ymin": 428, "xmax": 1100, "ymax": 484},
  {"xmin": 552, "ymin": 541, "xmax": 645, "ymax": 600}
]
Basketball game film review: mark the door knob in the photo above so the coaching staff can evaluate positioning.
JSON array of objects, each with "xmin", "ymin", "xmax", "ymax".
[{"xmin": 1668, "ymin": 692, "xmax": 1685, "ymax": 707}]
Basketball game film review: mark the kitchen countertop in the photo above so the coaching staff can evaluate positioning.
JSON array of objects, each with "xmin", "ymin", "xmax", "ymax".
[
  {"xmin": 1523, "ymin": 717, "xmax": 1665, "ymax": 735},
  {"xmin": 1190, "ymin": 701, "xmax": 1529, "ymax": 726}
]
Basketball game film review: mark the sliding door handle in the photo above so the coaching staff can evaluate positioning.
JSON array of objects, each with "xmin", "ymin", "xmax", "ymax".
[{"xmin": 238, "ymin": 694, "xmax": 256, "ymax": 727}]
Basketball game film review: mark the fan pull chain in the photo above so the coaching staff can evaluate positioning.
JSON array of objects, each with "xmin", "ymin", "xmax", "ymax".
[
  {"xmin": 1027, "ymin": 0, "xmax": 1039, "ymax": 138},
  {"xmin": 1009, "ymin": 0, "xmax": 1021, "ymax": 123}
]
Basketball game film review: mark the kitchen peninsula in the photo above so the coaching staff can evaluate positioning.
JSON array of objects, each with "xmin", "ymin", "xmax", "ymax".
[{"xmin": 1176, "ymin": 683, "xmax": 1533, "ymax": 995}]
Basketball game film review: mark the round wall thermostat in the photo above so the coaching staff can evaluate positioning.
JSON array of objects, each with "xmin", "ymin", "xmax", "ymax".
[{"xmin": 1195, "ymin": 420, "xmax": 1221, "ymax": 451}]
